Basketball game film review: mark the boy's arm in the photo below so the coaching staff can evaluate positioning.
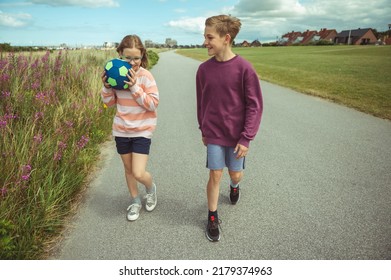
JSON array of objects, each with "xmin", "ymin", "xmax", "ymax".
[{"xmin": 239, "ymin": 71, "xmax": 263, "ymax": 148}]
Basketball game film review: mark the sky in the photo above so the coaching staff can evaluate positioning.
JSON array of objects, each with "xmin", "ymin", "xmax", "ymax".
[{"xmin": 0, "ymin": 0, "xmax": 390, "ymax": 47}]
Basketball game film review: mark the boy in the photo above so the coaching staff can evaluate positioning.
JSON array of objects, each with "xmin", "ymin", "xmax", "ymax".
[{"xmin": 196, "ymin": 15, "xmax": 263, "ymax": 241}]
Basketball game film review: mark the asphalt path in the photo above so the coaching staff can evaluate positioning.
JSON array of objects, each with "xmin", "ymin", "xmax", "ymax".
[{"xmin": 52, "ymin": 50, "xmax": 391, "ymax": 260}]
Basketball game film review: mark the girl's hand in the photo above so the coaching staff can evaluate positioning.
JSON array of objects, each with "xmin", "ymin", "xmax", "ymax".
[
  {"xmin": 125, "ymin": 68, "xmax": 137, "ymax": 88},
  {"xmin": 101, "ymin": 71, "xmax": 111, "ymax": 89},
  {"xmin": 202, "ymin": 137, "xmax": 207, "ymax": 146}
]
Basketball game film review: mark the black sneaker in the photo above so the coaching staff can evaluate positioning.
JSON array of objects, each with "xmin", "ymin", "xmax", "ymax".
[
  {"xmin": 206, "ymin": 216, "xmax": 221, "ymax": 242},
  {"xmin": 230, "ymin": 185, "xmax": 240, "ymax": 204}
]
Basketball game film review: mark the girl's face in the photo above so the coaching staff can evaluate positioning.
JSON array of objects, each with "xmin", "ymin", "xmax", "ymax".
[
  {"xmin": 120, "ymin": 47, "xmax": 142, "ymax": 72},
  {"xmin": 203, "ymin": 26, "xmax": 230, "ymax": 57}
]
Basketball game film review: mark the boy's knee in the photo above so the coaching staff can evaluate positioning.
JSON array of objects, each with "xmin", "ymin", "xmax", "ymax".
[
  {"xmin": 209, "ymin": 169, "xmax": 223, "ymax": 183},
  {"xmin": 229, "ymin": 171, "xmax": 243, "ymax": 183}
]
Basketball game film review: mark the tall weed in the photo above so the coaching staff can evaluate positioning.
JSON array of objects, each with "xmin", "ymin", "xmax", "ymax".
[{"xmin": 0, "ymin": 49, "xmax": 118, "ymax": 259}]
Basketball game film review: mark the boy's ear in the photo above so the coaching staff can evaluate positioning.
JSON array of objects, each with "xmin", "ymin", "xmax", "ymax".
[{"xmin": 225, "ymin": 34, "xmax": 232, "ymax": 44}]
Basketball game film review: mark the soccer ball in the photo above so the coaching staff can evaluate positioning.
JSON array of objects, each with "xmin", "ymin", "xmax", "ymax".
[{"xmin": 104, "ymin": 58, "xmax": 132, "ymax": 90}]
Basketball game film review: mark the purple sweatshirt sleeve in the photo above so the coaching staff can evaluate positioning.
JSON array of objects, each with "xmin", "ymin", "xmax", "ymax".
[{"xmin": 238, "ymin": 70, "xmax": 263, "ymax": 147}]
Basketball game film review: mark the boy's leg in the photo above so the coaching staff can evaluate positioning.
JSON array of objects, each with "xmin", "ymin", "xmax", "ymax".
[
  {"xmin": 226, "ymin": 147, "xmax": 245, "ymax": 204},
  {"xmin": 206, "ymin": 144, "xmax": 226, "ymax": 241},
  {"xmin": 228, "ymin": 170, "xmax": 243, "ymax": 186},
  {"xmin": 207, "ymin": 169, "xmax": 223, "ymax": 212}
]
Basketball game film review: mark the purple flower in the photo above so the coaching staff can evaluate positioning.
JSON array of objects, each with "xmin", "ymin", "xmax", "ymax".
[
  {"xmin": 33, "ymin": 133, "xmax": 43, "ymax": 143},
  {"xmin": 34, "ymin": 111, "xmax": 44, "ymax": 120},
  {"xmin": 22, "ymin": 164, "xmax": 32, "ymax": 173},
  {"xmin": 21, "ymin": 174, "xmax": 30, "ymax": 181},
  {"xmin": 54, "ymin": 151, "xmax": 62, "ymax": 161},
  {"xmin": 0, "ymin": 187, "xmax": 7, "ymax": 197},
  {"xmin": 0, "ymin": 120, "xmax": 6, "ymax": 129},
  {"xmin": 77, "ymin": 135, "xmax": 89, "ymax": 150}
]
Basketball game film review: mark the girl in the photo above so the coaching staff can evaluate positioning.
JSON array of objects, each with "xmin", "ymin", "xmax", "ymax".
[{"xmin": 101, "ymin": 35, "xmax": 159, "ymax": 221}]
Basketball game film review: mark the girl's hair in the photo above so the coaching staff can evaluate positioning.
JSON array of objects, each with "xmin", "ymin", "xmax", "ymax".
[
  {"xmin": 117, "ymin": 35, "xmax": 149, "ymax": 69},
  {"xmin": 205, "ymin": 15, "xmax": 241, "ymax": 44}
]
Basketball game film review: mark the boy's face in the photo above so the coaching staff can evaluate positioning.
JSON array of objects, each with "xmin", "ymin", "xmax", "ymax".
[{"xmin": 203, "ymin": 25, "xmax": 230, "ymax": 57}]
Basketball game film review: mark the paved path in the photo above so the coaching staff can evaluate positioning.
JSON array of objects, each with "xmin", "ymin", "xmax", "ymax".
[{"xmin": 52, "ymin": 51, "xmax": 391, "ymax": 260}]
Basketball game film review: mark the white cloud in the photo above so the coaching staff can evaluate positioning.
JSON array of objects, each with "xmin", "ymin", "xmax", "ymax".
[
  {"xmin": 167, "ymin": 17, "xmax": 205, "ymax": 34},
  {"xmin": 0, "ymin": 11, "xmax": 31, "ymax": 27},
  {"xmin": 169, "ymin": 0, "xmax": 391, "ymax": 42},
  {"xmin": 30, "ymin": 0, "xmax": 119, "ymax": 8}
]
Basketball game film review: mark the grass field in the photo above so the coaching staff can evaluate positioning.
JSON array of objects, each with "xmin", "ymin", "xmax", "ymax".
[
  {"xmin": 176, "ymin": 45, "xmax": 391, "ymax": 120},
  {"xmin": 0, "ymin": 49, "xmax": 159, "ymax": 259}
]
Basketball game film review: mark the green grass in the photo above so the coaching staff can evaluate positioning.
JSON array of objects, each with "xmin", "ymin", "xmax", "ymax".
[
  {"xmin": 176, "ymin": 45, "xmax": 391, "ymax": 120},
  {"xmin": 0, "ymin": 49, "xmax": 159, "ymax": 259}
]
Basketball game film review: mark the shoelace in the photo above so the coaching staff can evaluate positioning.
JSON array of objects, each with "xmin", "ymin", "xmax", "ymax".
[
  {"xmin": 127, "ymin": 204, "xmax": 140, "ymax": 214},
  {"xmin": 208, "ymin": 216, "xmax": 222, "ymax": 230},
  {"xmin": 145, "ymin": 193, "xmax": 155, "ymax": 206}
]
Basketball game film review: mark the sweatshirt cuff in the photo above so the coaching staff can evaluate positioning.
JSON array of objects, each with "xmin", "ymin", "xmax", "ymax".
[
  {"xmin": 129, "ymin": 85, "xmax": 141, "ymax": 96},
  {"xmin": 102, "ymin": 86, "xmax": 113, "ymax": 94},
  {"xmin": 238, "ymin": 137, "xmax": 250, "ymax": 148}
]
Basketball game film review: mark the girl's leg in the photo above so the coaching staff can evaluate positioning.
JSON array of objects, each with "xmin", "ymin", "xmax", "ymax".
[
  {"xmin": 119, "ymin": 153, "xmax": 138, "ymax": 198},
  {"xmin": 207, "ymin": 169, "xmax": 223, "ymax": 211},
  {"xmin": 131, "ymin": 152, "xmax": 153, "ymax": 189}
]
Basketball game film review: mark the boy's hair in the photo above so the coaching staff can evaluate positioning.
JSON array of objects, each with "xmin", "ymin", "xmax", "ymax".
[
  {"xmin": 205, "ymin": 15, "xmax": 241, "ymax": 44},
  {"xmin": 117, "ymin": 34, "xmax": 149, "ymax": 69}
]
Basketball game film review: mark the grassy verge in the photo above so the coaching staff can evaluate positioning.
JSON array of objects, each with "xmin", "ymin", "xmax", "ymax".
[
  {"xmin": 176, "ymin": 46, "xmax": 391, "ymax": 120},
  {"xmin": 0, "ymin": 49, "xmax": 159, "ymax": 259}
]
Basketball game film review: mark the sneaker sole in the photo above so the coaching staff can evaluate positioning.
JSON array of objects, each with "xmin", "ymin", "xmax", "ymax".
[
  {"xmin": 127, "ymin": 213, "xmax": 139, "ymax": 221},
  {"xmin": 205, "ymin": 231, "xmax": 220, "ymax": 242}
]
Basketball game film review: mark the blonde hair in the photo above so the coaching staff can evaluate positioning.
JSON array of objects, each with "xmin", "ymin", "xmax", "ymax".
[
  {"xmin": 116, "ymin": 35, "xmax": 149, "ymax": 69},
  {"xmin": 205, "ymin": 15, "xmax": 241, "ymax": 44}
]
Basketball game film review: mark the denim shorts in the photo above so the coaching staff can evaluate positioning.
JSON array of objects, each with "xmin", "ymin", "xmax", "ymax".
[
  {"xmin": 115, "ymin": 137, "xmax": 151, "ymax": 155},
  {"xmin": 206, "ymin": 144, "xmax": 245, "ymax": 171}
]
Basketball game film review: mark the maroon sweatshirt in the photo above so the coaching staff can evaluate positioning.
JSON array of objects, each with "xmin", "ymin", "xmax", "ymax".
[{"xmin": 196, "ymin": 55, "xmax": 263, "ymax": 148}]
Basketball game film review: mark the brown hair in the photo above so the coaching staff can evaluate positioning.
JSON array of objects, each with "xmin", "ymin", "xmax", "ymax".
[
  {"xmin": 116, "ymin": 35, "xmax": 149, "ymax": 69},
  {"xmin": 205, "ymin": 15, "xmax": 241, "ymax": 44}
]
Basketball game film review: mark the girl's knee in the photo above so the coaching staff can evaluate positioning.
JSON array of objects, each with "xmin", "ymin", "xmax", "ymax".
[{"xmin": 132, "ymin": 170, "xmax": 145, "ymax": 181}]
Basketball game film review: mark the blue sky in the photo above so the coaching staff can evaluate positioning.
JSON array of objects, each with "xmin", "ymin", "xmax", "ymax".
[{"xmin": 0, "ymin": 0, "xmax": 390, "ymax": 47}]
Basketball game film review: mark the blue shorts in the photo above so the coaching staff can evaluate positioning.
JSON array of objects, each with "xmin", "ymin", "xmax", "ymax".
[
  {"xmin": 206, "ymin": 144, "xmax": 245, "ymax": 171},
  {"xmin": 115, "ymin": 137, "xmax": 151, "ymax": 155}
]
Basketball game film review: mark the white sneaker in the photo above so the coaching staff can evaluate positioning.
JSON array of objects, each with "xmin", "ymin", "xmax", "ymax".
[
  {"xmin": 126, "ymin": 203, "xmax": 141, "ymax": 221},
  {"xmin": 145, "ymin": 183, "xmax": 157, "ymax": 212}
]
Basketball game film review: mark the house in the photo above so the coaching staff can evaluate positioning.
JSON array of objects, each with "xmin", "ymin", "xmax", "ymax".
[
  {"xmin": 281, "ymin": 31, "xmax": 302, "ymax": 45},
  {"xmin": 318, "ymin": 28, "xmax": 337, "ymax": 42},
  {"xmin": 251, "ymin": 40, "xmax": 262, "ymax": 47},
  {"xmin": 240, "ymin": 40, "xmax": 251, "ymax": 47},
  {"xmin": 300, "ymin": 30, "xmax": 318, "ymax": 44},
  {"xmin": 334, "ymin": 28, "xmax": 377, "ymax": 45}
]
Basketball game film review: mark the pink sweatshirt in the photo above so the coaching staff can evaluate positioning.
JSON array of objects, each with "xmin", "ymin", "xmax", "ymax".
[{"xmin": 101, "ymin": 67, "xmax": 159, "ymax": 139}]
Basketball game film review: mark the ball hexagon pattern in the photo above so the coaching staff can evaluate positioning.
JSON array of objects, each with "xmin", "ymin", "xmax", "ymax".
[{"xmin": 104, "ymin": 58, "xmax": 132, "ymax": 90}]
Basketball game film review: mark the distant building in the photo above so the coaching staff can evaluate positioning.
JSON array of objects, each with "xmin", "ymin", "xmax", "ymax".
[
  {"xmin": 251, "ymin": 40, "xmax": 262, "ymax": 47},
  {"xmin": 281, "ymin": 28, "xmax": 337, "ymax": 45},
  {"xmin": 334, "ymin": 28, "xmax": 377, "ymax": 45},
  {"xmin": 165, "ymin": 38, "xmax": 177, "ymax": 48}
]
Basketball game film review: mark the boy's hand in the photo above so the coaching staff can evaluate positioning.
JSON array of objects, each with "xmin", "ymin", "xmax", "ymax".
[
  {"xmin": 202, "ymin": 137, "xmax": 207, "ymax": 146},
  {"xmin": 234, "ymin": 144, "xmax": 248, "ymax": 158}
]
